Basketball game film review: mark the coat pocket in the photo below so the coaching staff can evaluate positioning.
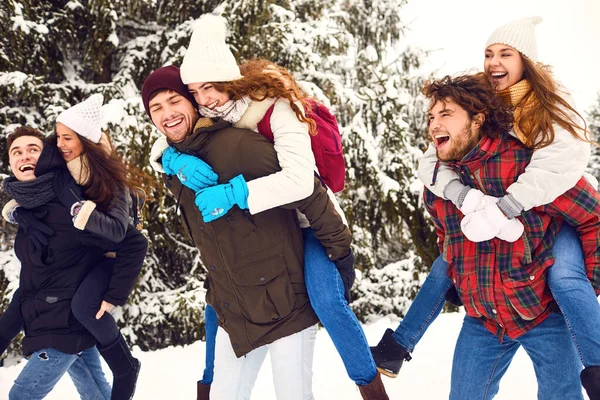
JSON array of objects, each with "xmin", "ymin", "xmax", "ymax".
[
  {"xmin": 27, "ymin": 288, "xmax": 77, "ymax": 334},
  {"xmin": 224, "ymin": 210, "xmax": 256, "ymax": 238},
  {"xmin": 454, "ymin": 272, "xmax": 483, "ymax": 318},
  {"xmin": 230, "ymin": 253, "xmax": 296, "ymax": 325}
]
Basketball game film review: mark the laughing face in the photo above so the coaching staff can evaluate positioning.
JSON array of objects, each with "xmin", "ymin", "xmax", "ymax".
[
  {"xmin": 484, "ymin": 44, "xmax": 525, "ymax": 91},
  {"xmin": 187, "ymin": 82, "xmax": 231, "ymax": 110},
  {"xmin": 9, "ymin": 135, "xmax": 44, "ymax": 181},
  {"xmin": 149, "ymin": 90, "xmax": 199, "ymax": 143},
  {"xmin": 56, "ymin": 123, "xmax": 84, "ymax": 162},
  {"xmin": 428, "ymin": 98, "xmax": 482, "ymax": 162}
]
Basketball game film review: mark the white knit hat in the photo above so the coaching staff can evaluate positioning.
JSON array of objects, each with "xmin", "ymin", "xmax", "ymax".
[
  {"xmin": 180, "ymin": 14, "xmax": 242, "ymax": 84},
  {"xmin": 56, "ymin": 93, "xmax": 104, "ymax": 143},
  {"xmin": 485, "ymin": 16, "xmax": 543, "ymax": 62}
]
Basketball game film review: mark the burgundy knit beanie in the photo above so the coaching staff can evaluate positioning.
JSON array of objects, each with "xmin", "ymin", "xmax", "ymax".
[{"xmin": 141, "ymin": 65, "xmax": 197, "ymax": 119}]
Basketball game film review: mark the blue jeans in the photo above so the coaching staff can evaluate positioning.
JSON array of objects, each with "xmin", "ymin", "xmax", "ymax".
[
  {"xmin": 450, "ymin": 313, "xmax": 582, "ymax": 400},
  {"xmin": 547, "ymin": 223, "xmax": 600, "ymax": 367},
  {"xmin": 302, "ymin": 228, "xmax": 376, "ymax": 385},
  {"xmin": 393, "ymin": 224, "xmax": 600, "ymax": 365},
  {"xmin": 201, "ymin": 228, "xmax": 377, "ymax": 386},
  {"xmin": 393, "ymin": 254, "xmax": 452, "ymax": 351},
  {"xmin": 199, "ymin": 303, "xmax": 217, "ymax": 385},
  {"xmin": 9, "ymin": 347, "xmax": 111, "ymax": 400}
]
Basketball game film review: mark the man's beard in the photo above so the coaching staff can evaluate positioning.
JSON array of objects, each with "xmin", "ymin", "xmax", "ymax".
[{"xmin": 436, "ymin": 124, "xmax": 480, "ymax": 162}]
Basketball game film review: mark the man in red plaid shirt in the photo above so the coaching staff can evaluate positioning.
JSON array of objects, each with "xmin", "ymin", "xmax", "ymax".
[{"xmin": 423, "ymin": 73, "xmax": 600, "ymax": 399}]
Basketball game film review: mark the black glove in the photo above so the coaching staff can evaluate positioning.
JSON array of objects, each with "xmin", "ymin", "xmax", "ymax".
[
  {"xmin": 445, "ymin": 285, "xmax": 463, "ymax": 307},
  {"xmin": 13, "ymin": 208, "xmax": 54, "ymax": 252},
  {"xmin": 52, "ymin": 169, "xmax": 84, "ymax": 212},
  {"xmin": 334, "ymin": 250, "xmax": 356, "ymax": 303}
]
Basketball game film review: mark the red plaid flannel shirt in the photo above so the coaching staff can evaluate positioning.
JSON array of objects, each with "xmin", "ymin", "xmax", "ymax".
[{"xmin": 424, "ymin": 133, "xmax": 600, "ymax": 340}]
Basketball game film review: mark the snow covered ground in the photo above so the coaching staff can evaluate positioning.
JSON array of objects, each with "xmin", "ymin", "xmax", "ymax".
[{"xmin": 0, "ymin": 312, "xmax": 588, "ymax": 399}]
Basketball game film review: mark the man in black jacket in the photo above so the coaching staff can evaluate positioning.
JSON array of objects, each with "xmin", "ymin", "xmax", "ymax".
[{"xmin": 0, "ymin": 126, "xmax": 114, "ymax": 400}]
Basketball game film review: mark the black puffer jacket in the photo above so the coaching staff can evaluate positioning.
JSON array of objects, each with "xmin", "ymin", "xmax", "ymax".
[{"xmin": 15, "ymin": 143, "xmax": 116, "ymax": 356}]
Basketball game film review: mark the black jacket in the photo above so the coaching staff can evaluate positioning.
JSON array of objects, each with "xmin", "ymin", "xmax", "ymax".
[{"xmin": 15, "ymin": 143, "xmax": 116, "ymax": 356}]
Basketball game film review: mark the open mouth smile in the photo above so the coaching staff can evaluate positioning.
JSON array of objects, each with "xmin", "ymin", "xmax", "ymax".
[
  {"xmin": 490, "ymin": 71, "xmax": 508, "ymax": 79},
  {"xmin": 19, "ymin": 164, "xmax": 35, "ymax": 172},
  {"xmin": 164, "ymin": 118, "xmax": 183, "ymax": 129},
  {"xmin": 433, "ymin": 133, "xmax": 450, "ymax": 148}
]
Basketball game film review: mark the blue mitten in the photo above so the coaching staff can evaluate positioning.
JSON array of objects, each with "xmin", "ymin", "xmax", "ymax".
[
  {"xmin": 195, "ymin": 175, "xmax": 249, "ymax": 223},
  {"xmin": 161, "ymin": 147, "xmax": 218, "ymax": 192}
]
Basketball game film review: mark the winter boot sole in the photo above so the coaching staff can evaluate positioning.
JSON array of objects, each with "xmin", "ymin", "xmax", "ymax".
[{"xmin": 376, "ymin": 366, "xmax": 398, "ymax": 379}]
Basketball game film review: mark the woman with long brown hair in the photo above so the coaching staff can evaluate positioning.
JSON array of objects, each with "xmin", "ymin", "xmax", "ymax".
[
  {"xmin": 150, "ymin": 13, "xmax": 386, "ymax": 400},
  {"xmin": 372, "ymin": 16, "xmax": 600, "ymax": 399},
  {"xmin": 54, "ymin": 94, "xmax": 148, "ymax": 400},
  {"xmin": 4, "ymin": 94, "xmax": 148, "ymax": 400}
]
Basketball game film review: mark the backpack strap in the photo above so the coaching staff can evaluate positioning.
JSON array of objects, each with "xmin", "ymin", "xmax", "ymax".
[{"xmin": 256, "ymin": 103, "xmax": 276, "ymax": 143}]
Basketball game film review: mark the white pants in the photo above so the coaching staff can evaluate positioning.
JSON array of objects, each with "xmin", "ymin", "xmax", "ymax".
[{"xmin": 211, "ymin": 325, "xmax": 317, "ymax": 400}]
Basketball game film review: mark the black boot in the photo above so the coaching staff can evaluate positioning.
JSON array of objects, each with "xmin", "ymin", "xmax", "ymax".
[
  {"xmin": 98, "ymin": 334, "xmax": 141, "ymax": 400},
  {"xmin": 581, "ymin": 366, "xmax": 600, "ymax": 400},
  {"xmin": 370, "ymin": 328, "xmax": 411, "ymax": 378}
]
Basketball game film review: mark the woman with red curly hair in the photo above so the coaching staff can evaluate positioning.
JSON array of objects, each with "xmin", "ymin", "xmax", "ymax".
[{"xmin": 149, "ymin": 12, "xmax": 386, "ymax": 400}]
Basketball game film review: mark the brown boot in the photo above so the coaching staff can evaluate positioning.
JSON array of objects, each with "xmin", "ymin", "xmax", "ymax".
[
  {"xmin": 197, "ymin": 381, "xmax": 210, "ymax": 400},
  {"xmin": 358, "ymin": 372, "xmax": 389, "ymax": 400}
]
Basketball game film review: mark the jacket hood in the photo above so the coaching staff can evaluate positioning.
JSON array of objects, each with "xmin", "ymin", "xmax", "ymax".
[{"xmin": 34, "ymin": 136, "xmax": 68, "ymax": 176}]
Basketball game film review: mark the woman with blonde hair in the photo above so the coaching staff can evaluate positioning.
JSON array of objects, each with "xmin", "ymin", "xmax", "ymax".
[{"xmin": 371, "ymin": 16, "xmax": 600, "ymax": 400}]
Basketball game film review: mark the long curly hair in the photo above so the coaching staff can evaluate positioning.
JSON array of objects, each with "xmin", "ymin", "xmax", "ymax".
[
  {"xmin": 516, "ymin": 57, "xmax": 589, "ymax": 149},
  {"xmin": 423, "ymin": 73, "xmax": 514, "ymax": 138},
  {"xmin": 48, "ymin": 133, "xmax": 146, "ymax": 212},
  {"xmin": 211, "ymin": 59, "xmax": 317, "ymax": 134}
]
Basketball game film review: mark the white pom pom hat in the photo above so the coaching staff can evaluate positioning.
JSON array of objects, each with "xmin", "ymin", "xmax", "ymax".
[
  {"xmin": 56, "ymin": 93, "xmax": 104, "ymax": 143},
  {"xmin": 180, "ymin": 14, "xmax": 242, "ymax": 84},
  {"xmin": 485, "ymin": 16, "xmax": 543, "ymax": 62}
]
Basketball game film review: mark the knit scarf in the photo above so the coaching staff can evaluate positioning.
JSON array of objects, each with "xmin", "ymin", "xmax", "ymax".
[
  {"xmin": 67, "ymin": 156, "xmax": 91, "ymax": 186},
  {"xmin": 496, "ymin": 79, "xmax": 537, "ymax": 144},
  {"xmin": 3, "ymin": 172, "xmax": 56, "ymax": 209},
  {"xmin": 198, "ymin": 96, "xmax": 251, "ymax": 124}
]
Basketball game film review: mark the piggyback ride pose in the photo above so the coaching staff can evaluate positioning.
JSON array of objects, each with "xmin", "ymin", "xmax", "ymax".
[
  {"xmin": 148, "ymin": 13, "xmax": 387, "ymax": 400},
  {"xmin": 371, "ymin": 16, "xmax": 600, "ymax": 400}
]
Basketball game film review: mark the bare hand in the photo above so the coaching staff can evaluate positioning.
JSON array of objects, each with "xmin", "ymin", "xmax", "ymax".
[{"xmin": 95, "ymin": 301, "xmax": 114, "ymax": 320}]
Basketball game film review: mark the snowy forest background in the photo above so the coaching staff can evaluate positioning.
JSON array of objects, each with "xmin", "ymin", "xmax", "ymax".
[{"xmin": 0, "ymin": 0, "xmax": 599, "ymax": 362}]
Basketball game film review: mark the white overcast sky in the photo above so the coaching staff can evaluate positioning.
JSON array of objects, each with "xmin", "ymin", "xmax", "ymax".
[{"xmin": 402, "ymin": 0, "xmax": 600, "ymax": 112}]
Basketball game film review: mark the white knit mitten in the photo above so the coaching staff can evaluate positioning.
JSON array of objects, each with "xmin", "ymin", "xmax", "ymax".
[
  {"xmin": 461, "ymin": 197, "xmax": 524, "ymax": 243},
  {"xmin": 461, "ymin": 210, "xmax": 497, "ymax": 242},
  {"xmin": 459, "ymin": 189, "xmax": 486, "ymax": 215}
]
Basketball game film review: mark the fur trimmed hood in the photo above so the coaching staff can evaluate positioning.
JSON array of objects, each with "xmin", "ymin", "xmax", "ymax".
[{"xmin": 233, "ymin": 97, "xmax": 277, "ymax": 131}]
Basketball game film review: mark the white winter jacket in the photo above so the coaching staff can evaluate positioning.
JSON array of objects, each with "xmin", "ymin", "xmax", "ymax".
[{"xmin": 234, "ymin": 97, "xmax": 347, "ymax": 227}]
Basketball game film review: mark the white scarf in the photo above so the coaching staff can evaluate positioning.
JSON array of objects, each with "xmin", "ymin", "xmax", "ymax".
[{"xmin": 198, "ymin": 97, "xmax": 251, "ymax": 124}]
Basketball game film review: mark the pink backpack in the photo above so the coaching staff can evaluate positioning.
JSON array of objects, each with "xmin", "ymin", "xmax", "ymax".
[{"xmin": 256, "ymin": 99, "xmax": 346, "ymax": 193}]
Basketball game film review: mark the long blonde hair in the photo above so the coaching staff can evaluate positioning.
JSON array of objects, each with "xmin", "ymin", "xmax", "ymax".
[{"xmin": 517, "ymin": 56, "xmax": 590, "ymax": 149}]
